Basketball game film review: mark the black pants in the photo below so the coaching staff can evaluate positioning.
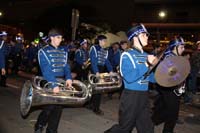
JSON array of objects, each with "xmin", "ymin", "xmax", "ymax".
[
  {"xmin": 0, "ymin": 74, "xmax": 6, "ymax": 87},
  {"xmin": 89, "ymin": 65, "xmax": 106, "ymax": 111},
  {"xmin": 13, "ymin": 54, "xmax": 21, "ymax": 74},
  {"xmin": 35, "ymin": 105, "xmax": 62, "ymax": 133},
  {"xmin": 152, "ymin": 86, "xmax": 180, "ymax": 133},
  {"xmin": 0, "ymin": 57, "xmax": 9, "ymax": 87},
  {"xmin": 105, "ymin": 89, "xmax": 154, "ymax": 133},
  {"xmin": 74, "ymin": 63, "xmax": 89, "ymax": 81}
]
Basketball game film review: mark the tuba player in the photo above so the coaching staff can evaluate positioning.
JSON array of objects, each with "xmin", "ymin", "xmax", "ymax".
[{"xmin": 34, "ymin": 28, "xmax": 72, "ymax": 133}]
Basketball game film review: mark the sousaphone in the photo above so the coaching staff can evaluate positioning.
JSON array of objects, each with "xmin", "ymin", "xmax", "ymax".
[
  {"xmin": 20, "ymin": 76, "xmax": 92, "ymax": 117},
  {"xmin": 88, "ymin": 72, "xmax": 122, "ymax": 94}
]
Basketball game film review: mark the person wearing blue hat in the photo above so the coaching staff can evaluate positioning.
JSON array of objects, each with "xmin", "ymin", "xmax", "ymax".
[
  {"xmin": 0, "ymin": 31, "xmax": 8, "ymax": 87},
  {"xmin": 152, "ymin": 36, "xmax": 186, "ymax": 133},
  {"xmin": 74, "ymin": 39, "xmax": 89, "ymax": 81},
  {"xmin": 88, "ymin": 35, "xmax": 113, "ymax": 115},
  {"xmin": 12, "ymin": 35, "xmax": 24, "ymax": 74},
  {"xmin": 34, "ymin": 28, "xmax": 72, "ymax": 133},
  {"xmin": 105, "ymin": 23, "xmax": 157, "ymax": 133}
]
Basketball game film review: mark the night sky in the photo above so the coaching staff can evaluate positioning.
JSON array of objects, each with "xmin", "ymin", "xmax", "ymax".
[{"xmin": 0, "ymin": 0, "xmax": 200, "ymax": 38}]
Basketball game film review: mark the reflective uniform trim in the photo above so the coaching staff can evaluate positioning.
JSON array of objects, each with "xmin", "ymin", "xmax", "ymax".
[
  {"xmin": 136, "ymin": 61, "xmax": 145, "ymax": 64},
  {"xmin": 0, "ymin": 41, "xmax": 4, "ymax": 49},
  {"xmin": 97, "ymin": 48, "xmax": 108, "ymax": 65},
  {"xmin": 52, "ymin": 64, "xmax": 65, "ymax": 67},
  {"xmin": 75, "ymin": 49, "xmax": 81, "ymax": 57},
  {"xmin": 65, "ymin": 52, "xmax": 68, "ymax": 63},
  {"xmin": 137, "ymin": 80, "xmax": 149, "ymax": 84},
  {"xmin": 38, "ymin": 49, "xmax": 51, "ymax": 65},
  {"xmin": 52, "ymin": 69, "xmax": 64, "ymax": 72},
  {"xmin": 105, "ymin": 50, "xmax": 108, "ymax": 58},
  {"xmin": 47, "ymin": 49, "xmax": 65, "ymax": 53},
  {"xmin": 49, "ymin": 54, "xmax": 66, "ymax": 57},
  {"xmin": 51, "ymin": 59, "xmax": 66, "ymax": 62},
  {"xmin": 120, "ymin": 52, "xmax": 136, "ymax": 77},
  {"xmin": 133, "ymin": 55, "xmax": 147, "ymax": 58},
  {"xmin": 90, "ymin": 46, "xmax": 97, "ymax": 57}
]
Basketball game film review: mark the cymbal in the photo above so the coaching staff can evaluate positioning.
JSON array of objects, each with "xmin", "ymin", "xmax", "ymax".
[{"xmin": 155, "ymin": 56, "xmax": 191, "ymax": 87}]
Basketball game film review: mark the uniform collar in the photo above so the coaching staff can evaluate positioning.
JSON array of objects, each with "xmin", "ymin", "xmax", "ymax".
[{"xmin": 49, "ymin": 44, "xmax": 59, "ymax": 49}]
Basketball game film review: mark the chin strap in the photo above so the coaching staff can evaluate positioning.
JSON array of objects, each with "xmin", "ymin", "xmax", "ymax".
[
  {"xmin": 175, "ymin": 46, "xmax": 180, "ymax": 56},
  {"xmin": 136, "ymin": 36, "xmax": 144, "ymax": 53}
]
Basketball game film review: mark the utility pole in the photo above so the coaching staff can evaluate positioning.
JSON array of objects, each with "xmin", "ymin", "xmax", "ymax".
[{"xmin": 71, "ymin": 9, "xmax": 79, "ymax": 41}]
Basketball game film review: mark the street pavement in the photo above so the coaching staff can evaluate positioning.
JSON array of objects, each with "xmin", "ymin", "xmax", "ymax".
[{"xmin": 0, "ymin": 75, "xmax": 199, "ymax": 133}]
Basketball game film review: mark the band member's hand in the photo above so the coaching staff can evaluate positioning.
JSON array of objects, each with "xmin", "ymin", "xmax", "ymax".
[
  {"xmin": 147, "ymin": 55, "xmax": 158, "ymax": 66},
  {"xmin": 33, "ymin": 58, "xmax": 37, "ymax": 63},
  {"xmin": 66, "ymin": 79, "xmax": 72, "ymax": 88},
  {"xmin": 53, "ymin": 86, "xmax": 60, "ymax": 93},
  {"xmin": 184, "ymin": 54, "xmax": 190, "ymax": 59},
  {"xmin": 1, "ymin": 68, "xmax": 6, "ymax": 75},
  {"xmin": 109, "ymin": 71, "xmax": 114, "ymax": 76},
  {"xmin": 96, "ymin": 72, "xmax": 100, "ymax": 77},
  {"xmin": 83, "ymin": 61, "xmax": 87, "ymax": 65}
]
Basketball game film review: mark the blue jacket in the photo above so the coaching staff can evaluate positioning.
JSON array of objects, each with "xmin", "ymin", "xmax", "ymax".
[
  {"xmin": 108, "ymin": 48, "xmax": 121, "ymax": 70},
  {"xmin": 120, "ymin": 49, "xmax": 155, "ymax": 91},
  {"xmin": 89, "ymin": 44, "xmax": 113, "ymax": 73},
  {"xmin": 75, "ymin": 48, "xmax": 89, "ymax": 65},
  {"xmin": 0, "ymin": 40, "xmax": 5, "ymax": 69},
  {"xmin": 14, "ymin": 43, "xmax": 23, "ymax": 55},
  {"xmin": 27, "ymin": 45, "xmax": 38, "ymax": 61},
  {"xmin": 38, "ymin": 44, "xmax": 72, "ymax": 88}
]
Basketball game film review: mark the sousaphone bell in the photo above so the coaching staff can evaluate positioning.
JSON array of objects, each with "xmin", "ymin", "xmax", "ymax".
[{"xmin": 20, "ymin": 76, "xmax": 92, "ymax": 117}]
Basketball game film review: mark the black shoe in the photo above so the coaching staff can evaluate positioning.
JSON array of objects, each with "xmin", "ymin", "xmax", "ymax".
[
  {"xmin": 85, "ymin": 104, "xmax": 93, "ymax": 110},
  {"xmin": 176, "ymin": 118, "xmax": 184, "ymax": 124},
  {"xmin": 104, "ymin": 129, "xmax": 111, "ymax": 133},
  {"xmin": 46, "ymin": 129, "xmax": 57, "ymax": 133},
  {"xmin": 93, "ymin": 109, "xmax": 104, "ymax": 116},
  {"xmin": 162, "ymin": 130, "xmax": 175, "ymax": 133},
  {"xmin": 34, "ymin": 125, "xmax": 44, "ymax": 133},
  {"xmin": 107, "ymin": 93, "xmax": 113, "ymax": 99},
  {"xmin": 0, "ymin": 84, "xmax": 7, "ymax": 87}
]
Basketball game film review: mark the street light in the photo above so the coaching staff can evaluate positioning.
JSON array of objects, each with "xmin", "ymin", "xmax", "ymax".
[
  {"xmin": 158, "ymin": 11, "xmax": 167, "ymax": 19},
  {"xmin": 157, "ymin": 10, "xmax": 167, "ymax": 46},
  {"xmin": 0, "ymin": 11, "xmax": 2, "ymax": 17}
]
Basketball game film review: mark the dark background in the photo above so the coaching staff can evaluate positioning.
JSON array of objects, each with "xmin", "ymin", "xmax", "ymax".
[{"xmin": 0, "ymin": 0, "xmax": 200, "ymax": 39}]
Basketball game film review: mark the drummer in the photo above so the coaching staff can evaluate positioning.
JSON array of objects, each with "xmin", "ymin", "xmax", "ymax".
[{"xmin": 152, "ymin": 36, "xmax": 186, "ymax": 133}]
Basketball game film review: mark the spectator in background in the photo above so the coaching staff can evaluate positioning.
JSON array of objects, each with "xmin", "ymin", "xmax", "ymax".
[{"xmin": 185, "ymin": 41, "xmax": 200, "ymax": 103}]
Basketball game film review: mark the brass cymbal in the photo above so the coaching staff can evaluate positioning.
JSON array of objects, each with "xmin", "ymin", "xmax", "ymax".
[{"xmin": 155, "ymin": 56, "xmax": 191, "ymax": 87}]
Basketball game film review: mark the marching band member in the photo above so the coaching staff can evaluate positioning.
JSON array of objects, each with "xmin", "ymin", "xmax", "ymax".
[
  {"xmin": 34, "ymin": 28, "xmax": 72, "ymax": 133},
  {"xmin": 88, "ymin": 35, "xmax": 113, "ymax": 115},
  {"xmin": 119, "ymin": 40, "xmax": 129, "ymax": 52},
  {"xmin": 0, "ymin": 31, "xmax": 7, "ymax": 86},
  {"xmin": 152, "ymin": 37, "xmax": 186, "ymax": 133},
  {"xmin": 13, "ymin": 35, "xmax": 24, "ymax": 74},
  {"xmin": 74, "ymin": 39, "xmax": 89, "ymax": 81},
  {"xmin": 105, "ymin": 23, "xmax": 156, "ymax": 133},
  {"xmin": 107, "ymin": 42, "xmax": 121, "ymax": 99},
  {"xmin": 108, "ymin": 42, "xmax": 121, "ymax": 72}
]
